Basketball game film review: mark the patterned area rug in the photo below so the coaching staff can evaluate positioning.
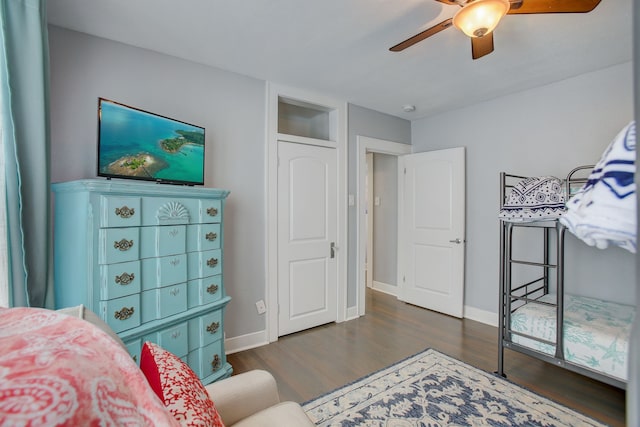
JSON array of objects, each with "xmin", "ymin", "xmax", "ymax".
[{"xmin": 302, "ymin": 349, "xmax": 605, "ymax": 427}]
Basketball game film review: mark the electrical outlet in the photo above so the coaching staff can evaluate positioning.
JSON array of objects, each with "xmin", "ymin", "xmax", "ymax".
[{"xmin": 255, "ymin": 300, "xmax": 266, "ymax": 314}]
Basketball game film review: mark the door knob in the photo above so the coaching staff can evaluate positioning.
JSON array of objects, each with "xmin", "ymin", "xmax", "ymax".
[{"xmin": 449, "ymin": 238, "xmax": 463, "ymax": 244}]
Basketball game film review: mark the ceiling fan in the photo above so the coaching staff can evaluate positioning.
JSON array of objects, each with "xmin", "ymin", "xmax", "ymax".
[{"xmin": 389, "ymin": 0, "xmax": 602, "ymax": 60}]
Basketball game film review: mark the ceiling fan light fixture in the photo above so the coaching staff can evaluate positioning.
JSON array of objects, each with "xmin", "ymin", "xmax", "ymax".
[{"xmin": 453, "ymin": 0, "xmax": 510, "ymax": 38}]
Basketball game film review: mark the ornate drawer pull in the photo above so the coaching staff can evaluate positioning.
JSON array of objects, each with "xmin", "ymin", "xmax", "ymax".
[
  {"xmin": 171, "ymin": 331, "xmax": 181, "ymax": 339},
  {"xmin": 132, "ymin": 355, "xmax": 138, "ymax": 363},
  {"xmin": 205, "ymin": 232, "xmax": 217, "ymax": 242},
  {"xmin": 170, "ymin": 258, "xmax": 181, "ymax": 267},
  {"xmin": 170, "ymin": 288, "xmax": 180, "ymax": 297},
  {"xmin": 211, "ymin": 354, "xmax": 221, "ymax": 371},
  {"xmin": 169, "ymin": 228, "xmax": 180, "ymax": 237},
  {"xmin": 206, "ymin": 207, "xmax": 218, "ymax": 217},
  {"xmin": 115, "ymin": 272, "xmax": 134, "ymax": 285},
  {"xmin": 114, "ymin": 239, "xmax": 134, "ymax": 251},
  {"xmin": 206, "ymin": 284, "xmax": 219, "ymax": 295},
  {"xmin": 114, "ymin": 306, "xmax": 134, "ymax": 321},
  {"xmin": 207, "ymin": 258, "xmax": 218, "ymax": 268},
  {"xmin": 115, "ymin": 206, "xmax": 135, "ymax": 218},
  {"xmin": 206, "ymin": 321, "xmax": 220, "ymax": 334}
]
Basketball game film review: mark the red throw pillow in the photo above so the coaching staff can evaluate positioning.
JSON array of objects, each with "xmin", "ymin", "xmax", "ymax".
[{"xmin": 140, "ymin": 341, "xmax": 225, "ymax": 427}]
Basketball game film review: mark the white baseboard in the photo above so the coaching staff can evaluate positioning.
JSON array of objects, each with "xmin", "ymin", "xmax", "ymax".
[
  {"xmin": 225, "ymin": 329, "xmax": 269, "ymax": 355},
  {"xmin": 464, "ymin": 305, "xmax": 498, "ymax": 328},
  {"xmin": 372, "ymin": 281, "xmax": 398, "ymax": 296},
  {"xmin": 345, "ymin": 305, "xmax": 359, "ymax": 321}
]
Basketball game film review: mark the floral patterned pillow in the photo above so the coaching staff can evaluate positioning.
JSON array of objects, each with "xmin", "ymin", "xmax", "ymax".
[
  {"xmin": 140, "ymin": 341, "xmax": 225, "ymax": 427},
  {"xmin": 0, "ymin": 307, "xmax": 178, "ymax": 426}
]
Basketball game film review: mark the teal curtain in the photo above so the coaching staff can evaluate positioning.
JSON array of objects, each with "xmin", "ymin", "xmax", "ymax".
[{"xmin": 0, "ymin": 0, "xmax": 51, "ymax": 308}]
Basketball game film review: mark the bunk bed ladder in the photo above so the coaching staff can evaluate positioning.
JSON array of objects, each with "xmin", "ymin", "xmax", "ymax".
[
  {"xmin": 497, "ymin": 172, "xmax": 562, "ymax": 377},
  {"xmin": 497, "ymin": 173, "xmax": 507, "ymax": 377}
]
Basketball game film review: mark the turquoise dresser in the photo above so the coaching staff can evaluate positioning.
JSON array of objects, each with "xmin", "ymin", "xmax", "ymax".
[{"xmin": 52, "ymin": 179, "xmax": 232, "ymax": 384}]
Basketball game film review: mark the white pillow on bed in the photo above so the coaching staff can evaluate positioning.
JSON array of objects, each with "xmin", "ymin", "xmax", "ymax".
[{"xmin": 499, "ymin": 176, "xmax": 566, "ymax": 222}]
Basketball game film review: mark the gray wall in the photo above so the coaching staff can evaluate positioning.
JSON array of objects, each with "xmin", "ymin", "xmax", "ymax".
[
  {"xmin": 48, "ymin": 26, "xmax": 267, "ymax": 339},
  {"xmin": 411, "ymin": 62, "xmax": 636, "ymax": 315},
  {"xmin": 48, "ymin": 27, "xmax": 412, "ymax": 339},
  {"xmin": 347, "ymin": 104, "xmax": 411, "ymax": 307},
  {"xmin": 372, "ymin": 153, "xmax": 398, "ymax": 288}
]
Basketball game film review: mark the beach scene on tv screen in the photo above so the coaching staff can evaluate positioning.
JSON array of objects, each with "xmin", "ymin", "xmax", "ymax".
[{"xmin": 98, "ymin": 101, "xmax": 204, "ymax": 184}]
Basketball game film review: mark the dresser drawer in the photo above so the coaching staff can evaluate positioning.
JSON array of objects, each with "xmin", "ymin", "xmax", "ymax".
[
  {"xmin": 140, "ymin": 225, "xmax": 186, "ymax": 258},
  {"xmin": 101, "ymin": 294, "xmax": 140, "ymax": 333},
  {"xmin": 100, "ymin": 260, "xmax": 141, "ymax": 300},
  {"xmin": 141, "ymin": 197, "xmax": 199, "ymax": 226},
  {"xmin": 100, "ymin": 196, "xmax": 141, "ymax": 228},
  {"xmin": 187, "ymin": 275, "xmax": 222, "ymax": 308},
  {"xmin": 99, "ymin": 227, "xmax": 140, "ymax": 264},
  {"xmin": 188, "ymin": 311, "xmax": 223, "ymax": 351},
  {"xmin": 141, "ymin": 283, "xmax": 187, "ymax": 323},
  {"xmin": 187, "ymin": 340, "xmax": 224, "ymax": 379},
  {"xmin": 199, "ymin": 199, "xmax": 222, "ymax": 223},
  {"xmin": 144, "ymin": 322, "xmax": 189, "ymax": 358},
  {"xmin": 141, "ymin": 254, "xmax": 187, "ymax": 290},
  {"xmin": 186, "ymin": 223, "xmax": 221, "ymax": 253},
  {"xmin": 187, "ymin": 249, "xmax": 222, "ymax": 280}
]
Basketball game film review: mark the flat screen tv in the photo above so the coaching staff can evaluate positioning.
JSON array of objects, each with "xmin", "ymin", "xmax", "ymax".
[{"xmin": 97, "ymin": 98, "xmax": 205, "ymax": 185}]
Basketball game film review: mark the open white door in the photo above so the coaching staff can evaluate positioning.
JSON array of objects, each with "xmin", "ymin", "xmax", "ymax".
[
  {"xmin": 277, "ymin": 140, "xmax": 338, "ymax": 335},
  {"xmin": 398, "ymin": 147, "xmax": 465, "ymax": 318}
]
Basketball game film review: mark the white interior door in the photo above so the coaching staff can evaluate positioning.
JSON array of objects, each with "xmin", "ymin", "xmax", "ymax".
[
  {"xmin": 277, "ymin": 140, "xmax": 337, "ymax": 335},
  {"xmin": 398, "ymin": 147, "xmax": 465, "ymax": 318}
]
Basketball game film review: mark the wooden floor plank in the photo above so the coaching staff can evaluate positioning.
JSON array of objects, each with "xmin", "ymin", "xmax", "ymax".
[{"xmin": 227, "ymin": 289, "xmax": 626, "ymax": 426}]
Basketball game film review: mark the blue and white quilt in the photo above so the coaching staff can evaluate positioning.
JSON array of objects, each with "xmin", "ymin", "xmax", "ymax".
[
  {"xmin": 560, "ymin": 121, "xmax": 636, "ymax": 253},
  {"xmin": 510, "ymin": 294, "xmax": 634, "ymax": 381}
]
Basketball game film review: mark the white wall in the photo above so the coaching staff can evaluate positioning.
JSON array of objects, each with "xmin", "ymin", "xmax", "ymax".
[
  {"xmin": 412, "ymin": 62, "xmax": 636, "ymax": 316},
  {"xmin": 48, "ymin": 26, "xmax": 267, "ymax": 339}
]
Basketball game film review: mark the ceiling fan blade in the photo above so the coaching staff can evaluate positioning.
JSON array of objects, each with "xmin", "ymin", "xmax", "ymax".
[
  {"xmin": 389, "ymin": 18, "xmax": 453, "ymax": 52},
  {"xmin": 507, "ymin": 0, "xmax": 601, "ymax": 14},
  {"xmin": 471, "ymin": 33, "xmax": 494, "ymax": 59},
  {"xmin": 434, "ymin": 0, "xmax": 462, "ymax": 5}
]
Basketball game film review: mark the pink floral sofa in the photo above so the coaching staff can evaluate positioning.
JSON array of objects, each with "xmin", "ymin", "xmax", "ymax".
[{"xmin": 0, "ymin": 306, "xmax": 313, "ymax": 426}]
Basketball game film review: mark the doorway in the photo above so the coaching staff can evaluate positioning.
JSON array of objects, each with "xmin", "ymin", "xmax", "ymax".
[{"xmin": 356, "ymin": 136, "xmax": 411, "ymax": 316}]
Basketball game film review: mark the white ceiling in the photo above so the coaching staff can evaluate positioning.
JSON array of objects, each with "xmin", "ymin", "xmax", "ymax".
[{"xmin": 46, "ymin": 0, "xmax": 633, "ymax": 120}]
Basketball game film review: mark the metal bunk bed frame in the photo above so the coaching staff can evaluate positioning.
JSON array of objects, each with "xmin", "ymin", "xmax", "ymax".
[{"xmin": 497, "ymin": 166, "xmax": 625, "ymax": 389}]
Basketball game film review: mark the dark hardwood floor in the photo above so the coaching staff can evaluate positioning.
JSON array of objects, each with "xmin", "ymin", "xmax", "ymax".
[{"xmin": 227, "ymin": 289, "xmax": 626, "ymax": 426}]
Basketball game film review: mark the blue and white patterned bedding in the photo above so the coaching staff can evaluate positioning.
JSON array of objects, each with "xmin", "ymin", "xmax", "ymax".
[
  {"xmin": 510, "ymin": 294, "xmax": 635, "ymax": 381},
  {"xmin": 560, "ymin": 121, "xmax": 636, "ymax": 253},
  {"xmin": 499, "ymin": 176, "xmax": 566, "ymax": 222}
]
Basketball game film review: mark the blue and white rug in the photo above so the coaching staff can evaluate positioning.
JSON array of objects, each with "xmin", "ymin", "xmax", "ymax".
[{"xmin": 302, "ymin": 349, "xmax": 605, "ymax": 427}]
